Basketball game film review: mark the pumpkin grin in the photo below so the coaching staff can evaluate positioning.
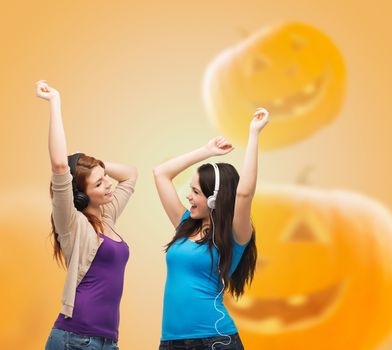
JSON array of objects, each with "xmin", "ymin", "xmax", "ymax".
[
  {"xmin": 228, "ymin": 281, "xmax": 345, "ymax": 333},
  {"xmin": 252, "ymin": 70, "xmax": 329, "ymax": 120}
]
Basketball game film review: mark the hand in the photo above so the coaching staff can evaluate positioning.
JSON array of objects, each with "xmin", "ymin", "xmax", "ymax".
[
  {"xmin": 36, "ymin": 80, "xmax": 60, "ymax": 101},
  {"xmin": 250, "ymin": 107, "xmax": 269, "ymax": 134},
  {"xmin": 206, "ymin": 136, "xmax": 234, "ymax": 157}
]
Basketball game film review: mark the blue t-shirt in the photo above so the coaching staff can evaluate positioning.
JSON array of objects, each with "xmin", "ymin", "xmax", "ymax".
[{"xmin": 161, "ymin": 210, "xmax": 249, "ymax": 340}]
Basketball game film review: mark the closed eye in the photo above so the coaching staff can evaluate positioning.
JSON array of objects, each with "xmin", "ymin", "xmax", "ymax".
[{"xmin": 189, "ymin": 185, "xmax": 200, "ymax": 195}]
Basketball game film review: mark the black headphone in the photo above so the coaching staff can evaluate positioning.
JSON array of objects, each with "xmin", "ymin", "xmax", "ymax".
[{"xmin": 68, "ymin": 153, "xmax": 90, "ymax": 211}]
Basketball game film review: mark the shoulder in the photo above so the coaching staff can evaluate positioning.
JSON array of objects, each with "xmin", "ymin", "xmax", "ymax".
[
  {"xmin": 175, "ymin": 210, "xmax": 191, "ymax": 231},
  {"xmin": 180, "ymin": 210, "xmax": 191, "ymax": 223}
]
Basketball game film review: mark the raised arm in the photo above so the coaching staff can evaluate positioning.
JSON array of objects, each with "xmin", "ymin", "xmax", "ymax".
[
  {"xmin": 153, "ymin": 136, "xmax": 233, "ymax": 228},
  {"xmin": 37, "ymin": 80, "xmax": 77, "ymax": 236},
  {"xmin": 104, "ymin": 162, "xmax": 138, "ymax": 183},
  {"xmin": 102, "ymin": 162, "xmax": 138, "ymax": 222},
  {"xmin": 233, "ymin": 108, "xmax": 269, "ymax": 245},
  {"xmin": 36, "ymin": 80, "xmax": 68, "ymax": 174}
]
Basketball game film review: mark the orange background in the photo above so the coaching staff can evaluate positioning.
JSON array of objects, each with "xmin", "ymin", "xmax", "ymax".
[{"xmin": 1, "ymin": 0, "xmax": 392, "ymax": 349}]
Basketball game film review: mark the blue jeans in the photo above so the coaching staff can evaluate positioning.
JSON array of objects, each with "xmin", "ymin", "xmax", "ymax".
[
  {"xmin": 159, "ymin": 333, "xmax": 244, "ymax": 350},
  {"xmin": 45, "ymin": 328, "xmax": 119, "ymax": 350}
]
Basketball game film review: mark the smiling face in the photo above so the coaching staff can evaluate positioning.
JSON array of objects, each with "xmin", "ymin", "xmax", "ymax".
[
  {"xmin": 84, "ymin": 165, "xmax": 114, "ymax": 208},
  {"xmin": 203, "ymin": 22, "xmax": 346, "ymax": 149},
  {"xmin": 225, "ymin": 185, "xmax": 392, "ymax": 349},
  {"xmin": 186, "ymin": 171, "xmax": 210, "ymax": 221}
]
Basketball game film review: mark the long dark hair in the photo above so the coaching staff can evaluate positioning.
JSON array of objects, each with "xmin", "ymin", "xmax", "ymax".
[
  {"xmin": 165, "ymin": 163, "xmax": 257, "ymax": 298},
  {"xmin": 50, "ymin": 155, "xmax": 105, "ymax": 266}
]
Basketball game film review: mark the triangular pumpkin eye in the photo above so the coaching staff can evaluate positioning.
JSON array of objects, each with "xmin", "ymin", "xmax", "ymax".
[
  {"xmin": 282, "ymin": 214, "xmax": 330, "ymax": 244},
  {"xmin": 291, "ymin": 34, "xmax": 308, "ymax": 51},
  {"xmin": 288, "ymin": 221, "xmax": 317, "ymax": 242},
  {"xmin": 253, "ymin": 55, "xmax": 270, "ymax": 71},
  {"xmin": 244, "ymin": 55, "xmax": 270, "ymax": 78}
]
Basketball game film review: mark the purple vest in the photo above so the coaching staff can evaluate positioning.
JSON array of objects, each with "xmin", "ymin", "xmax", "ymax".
[{"xmin": 54, "ymin": 233, "xmax": 129, "ymax": 341}]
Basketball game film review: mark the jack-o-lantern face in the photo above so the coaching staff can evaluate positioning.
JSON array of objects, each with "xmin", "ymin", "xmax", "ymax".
[
  {"xmin": 203, "ymin": 22, "xmax": 346, "ymax": 149},
  {"xmin": 226, "ymin": 185, "xmax": 392, "ymax": 349}
]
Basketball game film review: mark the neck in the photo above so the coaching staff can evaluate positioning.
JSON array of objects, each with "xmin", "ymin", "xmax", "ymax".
[
  {"xmin": 84, "ymin": 205, "xmax": 103, "ymax": 221},
  {"xmin": 202, "ymin": 216, "xmax": 212, "ymax": 231}
]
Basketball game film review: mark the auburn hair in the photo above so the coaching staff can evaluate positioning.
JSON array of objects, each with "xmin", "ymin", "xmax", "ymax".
[{"xmin": 49, "ymin": 155, "xmax": 105, "ymax": 267}]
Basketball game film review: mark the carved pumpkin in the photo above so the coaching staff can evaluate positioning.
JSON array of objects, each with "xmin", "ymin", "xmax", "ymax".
[
  {"xmin": 226, "ymin": 185, "xmax": 392, "ymax": 349},
  {"xmin": 203, "ymin": 22, "xmax": 346, "ymax": 149}
]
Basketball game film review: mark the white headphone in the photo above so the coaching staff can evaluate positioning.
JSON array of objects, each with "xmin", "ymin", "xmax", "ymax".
[
  {"xmin": 207, "ymin": 163, "xmax": 220, "ymax": 209},
  {"xmin": 208, "ymin": 163, "xmax": 232, "ymax": 349}
]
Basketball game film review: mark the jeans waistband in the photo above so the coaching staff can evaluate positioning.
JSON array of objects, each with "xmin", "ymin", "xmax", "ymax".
[
  {"xmin": 160, "ymin": 333, "xmax": 239, "ymax": 346},
  {"xmin": 52, "ymin": 327, "xmax": 118, "ymax": 345}
]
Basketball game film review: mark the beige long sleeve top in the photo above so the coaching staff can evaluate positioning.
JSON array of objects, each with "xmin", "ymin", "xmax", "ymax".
[{"xmin": 51, "ymin": 167, "xmax": 135, "ymax": 318}]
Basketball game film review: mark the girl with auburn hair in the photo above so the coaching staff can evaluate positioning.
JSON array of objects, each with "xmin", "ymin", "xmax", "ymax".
[
  {"xmin": 36, "ymin": 80, "xmax": 138, "ymax": 350},
  {"xmin": 153, "ymin": 108, "xmax": 269, "ymax": 350}
]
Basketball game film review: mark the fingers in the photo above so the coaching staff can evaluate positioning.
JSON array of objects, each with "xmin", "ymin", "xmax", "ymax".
[
  {"xmin": 221, "ymin": 143, "xmax": 234, "ymax": 151},
  {"xmin": 254, "ymin": 107, "xmax": 269, "ymax": 119},
  {"xmin": 216, "ymin": 136, "xmax": 230, "ymax": 148},
  {"xmin": 36, "ymin": 80, "xmax": 48, "ymax": 89},
  {"xmin": 217, "ymin": 139, "xmax": 233, "ymax": 152},
  {"xmin": 36, "ymin": 80, "xmax": 50, "ymax": 93},
  {"xmin": 221, "ymin": 144, "xmax": 234, "ymax": 154},
  {"xmin": 215, "ymin": 136, "xmax": 224, "ymax": 147},
  {"xmin": 35, "ymin": 80, "xmax": 57, "ymax": 101},
  {"xmin": 220, "ymin": 141, "xmax": 232, "ymax": 149}
]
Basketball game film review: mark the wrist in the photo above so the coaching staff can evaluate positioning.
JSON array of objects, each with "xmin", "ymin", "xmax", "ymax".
[
  {"xmin": 202, "ymin": 145, "xmax": 215, "ymax": 158},
  {"xmin": 249, "ymin": 128, "xmax": 261, "ymax": 138},
  {"xmin": 50, "ymin": 96, "xmax": 61, "ymax": 105}
]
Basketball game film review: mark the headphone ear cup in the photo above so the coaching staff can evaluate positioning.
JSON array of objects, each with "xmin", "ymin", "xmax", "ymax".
[
  {"xmin": 73, "ymin": 190, "xmax": 90, "ymax": 211},
  {"xmin": 207, "ymin": 195, "xmax": 216, "ymax": 209},
  {"xmin": 71, "ymin": 181, "xmax": 89, "ymax": 211}
]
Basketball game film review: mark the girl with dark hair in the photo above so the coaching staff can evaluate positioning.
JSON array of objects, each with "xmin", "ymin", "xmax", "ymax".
[
  {"xmin": 36, "ymin": 80, "xmax": 138, "ymax": 350},
  {"xmin": 154, "ymin": 108, "xmax": 269, "ymax": 350}
]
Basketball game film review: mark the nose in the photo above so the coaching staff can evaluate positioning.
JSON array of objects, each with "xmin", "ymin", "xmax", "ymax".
[{"xmin": 104, "ymin": 177, "xmax": 111, "ymax": 189}]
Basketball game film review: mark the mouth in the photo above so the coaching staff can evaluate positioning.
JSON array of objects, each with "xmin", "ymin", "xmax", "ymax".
[
  {"xmin": 227, "ymin": 281, "xmax": 344, "ymax": 333},
  {"xmin": 255, "ymin": 69, "xmax": 329, "ymax": 119},
  {"xmin": 190, "ymin": 204, "xmax": 197, "ymax": 211},
  {"xmin": 105, "ymin": 190, "xmax": 113, "ymax": 197}
]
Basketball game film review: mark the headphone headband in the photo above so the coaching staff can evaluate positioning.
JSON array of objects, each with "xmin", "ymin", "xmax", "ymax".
[
  {"xmin": 207, "ymin": 163, "xmax": 220, "ymax": 209},
  {"xmin": 210, "ymin": 163, "xmax": 220, "ymax": 194},
  {"xmin": 68, "ymin": 153, "xmax": 85, "ymax": 176}
]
